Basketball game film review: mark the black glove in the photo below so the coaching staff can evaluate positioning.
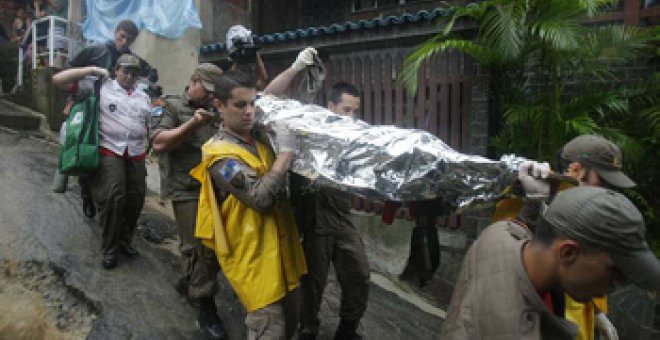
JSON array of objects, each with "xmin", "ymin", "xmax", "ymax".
[
  {"xmin": 144, "ymin": 84, "xmax": 162, "ymax": 99},
  {"xmin": 147, "ymin": 68, "xmax": 159, "ymax": 83}
]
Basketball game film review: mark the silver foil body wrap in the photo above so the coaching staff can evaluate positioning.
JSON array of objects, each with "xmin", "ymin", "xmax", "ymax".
[{"xmin": 257, "ymin": 94, "xmax": 525, "ymax": 211}]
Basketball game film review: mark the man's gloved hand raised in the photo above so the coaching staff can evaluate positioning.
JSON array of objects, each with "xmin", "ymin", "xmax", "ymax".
[
  {"xmin": 595, "ymin": 312, "xmax": 619, "ymax": 340},
  {"xmin": 273, "ymin": 124, "xmax": 297, "ymax": 154},
  {"xmin": 518, "ymin": 161, "xmax": 551, "ymax": 200},
  {"xmin": 291, "ymin": 47, "xmax": 318, "ymax": 72}
]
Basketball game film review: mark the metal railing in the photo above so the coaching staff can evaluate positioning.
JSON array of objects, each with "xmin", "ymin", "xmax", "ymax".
[{"xmin": 16, "ymin": 16, "xmax": 85, "ymax": 87}]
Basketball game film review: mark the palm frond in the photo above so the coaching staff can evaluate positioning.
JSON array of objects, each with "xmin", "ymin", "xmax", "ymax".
[
  {"xmin": 401, "ymin": 39, "xmax": 493, "ymax": 95},
  {"xmin": 564, "ymin": 113, "xmax": 600, "ymax": 135},
  {"xmin": 440, "ymin": 0, "xmax": 499, "ymax": 35},
  {"xmin": 577, "ymin": 0, "xmax": 619, "ymax": 17},
  {"xmin": 589, "ymin": 25, "xmax": 652, "ymax": 64},
  {"xmin": 529, "ymin": 1, "xmax": 584, "ymax": 51},
  {"xmin": 639, "ymin": 106, "xmax": 660, "ymax": 137},
  {"xmin": 531, "ymin": 20, "xmax": 583, "ymax": 50},
  {"xmin": 480, "ymin": 2, "xmax": 526, "ymax": 61},
  {"xmin": 502, "ymin": 104, "xmax": 547, "ymax": 128}
]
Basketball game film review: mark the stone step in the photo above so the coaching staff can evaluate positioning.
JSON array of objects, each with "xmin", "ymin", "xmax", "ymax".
[{"xmin": 0, "ymin": 98, "xmax": 44, "ymax": 131}]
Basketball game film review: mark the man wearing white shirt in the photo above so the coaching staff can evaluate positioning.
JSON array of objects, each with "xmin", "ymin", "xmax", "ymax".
[{"xmin": 53, "ymin": 54, "xmax": 152, "ymax": 269}]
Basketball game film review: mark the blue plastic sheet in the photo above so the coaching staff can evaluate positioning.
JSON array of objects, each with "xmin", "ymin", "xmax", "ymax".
[{"xmin": 83, "ymin": 0, "xmax": 202, "ymax": 42}]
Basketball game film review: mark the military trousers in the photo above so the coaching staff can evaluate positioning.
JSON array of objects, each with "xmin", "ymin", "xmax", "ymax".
[
  {"xmin": 246, "ymin": 288, "xmax": 300, "ymax": 340},
  {"xmin": 91, "ymin": 154, "xmax": 146, "ymax": 255},
  {"xmin": 299, "ymin": 228, "xmax": 370, "ymax": 335},
  {"xmin": 172, "ymin": 199, "xmax": 220, "ymax": 298}
]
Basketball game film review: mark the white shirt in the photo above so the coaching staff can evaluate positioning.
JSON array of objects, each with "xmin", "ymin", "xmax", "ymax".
[{"xmin": 79, "ymin": 78, "xmax": 151, "ymax": 157}]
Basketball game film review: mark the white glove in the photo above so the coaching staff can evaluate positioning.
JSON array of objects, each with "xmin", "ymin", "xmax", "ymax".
[
  {"xmin": 90, "ymin": 66, "xmax": 109, "ymax": 79},
  {"xmin": 291, "ymin": 47, "xmax": 318, "ymax": 72},
  {"xmin": 595, "ymin": 312, "xmax": 619, "ymax": 340},
  {"xmin": 274, "ymin": 124, "xmax": 297, "ymax": 154},
  {"xmin": 226, "ymin": 25, "xmax": 253, "ymax": 51},
  {"xmin": 518, "ymin": 161, "xmax": 551, "ymax": 199}
]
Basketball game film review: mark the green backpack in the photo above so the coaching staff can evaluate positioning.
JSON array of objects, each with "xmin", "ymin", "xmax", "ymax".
[{"xmin": 58, "ymin": 80, "xmax": 101, "ymax": 175}]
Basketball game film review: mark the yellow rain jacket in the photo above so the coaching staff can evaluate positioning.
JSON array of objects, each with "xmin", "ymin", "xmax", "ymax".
[
  {"xmin": 493, "ymin": 182, "xmax": 607, "ymax": 340},
  {"xmin": 190, "ymin": 138, "xmax": 307, "ymax": 312}
]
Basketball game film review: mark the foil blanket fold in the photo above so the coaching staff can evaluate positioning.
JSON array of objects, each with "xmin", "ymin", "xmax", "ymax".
[{"xmin": 257, "ymin": 94, "xmax": 525, "ymax": 211}]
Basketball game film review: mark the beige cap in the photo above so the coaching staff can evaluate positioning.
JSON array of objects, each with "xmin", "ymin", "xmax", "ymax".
[{"xmin": 194, "ymin": 63, "xmax": 223, "ymax": 92}]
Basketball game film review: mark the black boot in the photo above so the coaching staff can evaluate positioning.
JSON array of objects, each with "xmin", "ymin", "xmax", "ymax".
[
  {"xmin": 80, "ymin": 177, "xmax": 96, "ymax": 218},
  {"xmin": 333, "ymin": 319, "xmax": 362, "ymax": 340},
  {"xmin": 174, "ymin": 277, "xmax": 189, "ymax": 297},
  {"xmin": 101, "ymin": 252, "xmax": 117, "ymax": 270},
  {"xmin": 119, "ymin": 243, "xmax": 139, "ymax": 258},
  {"xmin": 174, "ymin": 277, "xmax": 199, "ymax": 307},
  {"xmin": 198, "ymin": 297, "xmax": 227, "ymax": 340},
  {"xmin": 82, "ymin": 196, "xmax": 96, "ymax": 218},
  {"xmin": 299, "ymin": 332, "xmax": 317, "ymax": 340}
]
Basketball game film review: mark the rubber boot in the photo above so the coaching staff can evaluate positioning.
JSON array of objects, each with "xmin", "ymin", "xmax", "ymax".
[
  {"xmin": 198, "ymin": 297, "xmax": 227, "ymax": 340},
  {"xmin": 333, "ymin": 319, "xmax": 362, "ymax": 340}
]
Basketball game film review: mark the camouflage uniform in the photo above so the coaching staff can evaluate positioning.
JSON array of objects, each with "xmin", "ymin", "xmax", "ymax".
[
  {"xmin": 292, "ymin": 175, "xmax": 370, "ymax": 336},
  {"xmin": 150, "ymin": 92, "xmax": 220, "ymax": 298}
]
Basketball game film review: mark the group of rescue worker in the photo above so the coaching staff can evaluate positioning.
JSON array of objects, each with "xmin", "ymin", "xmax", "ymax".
[
  {"xmin": 51, "ymin": 19, "xmax": 660, "ymax": 340},
  {"xmin": 52, "ymin": 21, "xmax": 368, "ymax": 339}
]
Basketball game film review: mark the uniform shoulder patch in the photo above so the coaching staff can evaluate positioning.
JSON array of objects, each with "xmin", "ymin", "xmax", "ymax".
[
  {"xmin": 150, "ymin": 106, "xmax": 164, "ymax": 117},
  {"xmin": 219, "ymin": 159, "xmax": 242, "ymax": 182}
]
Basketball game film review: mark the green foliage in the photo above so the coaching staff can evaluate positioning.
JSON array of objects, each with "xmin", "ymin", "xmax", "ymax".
[{"xmin": 403, "ymin": 0, "xmax": 660, "ymax": 254}]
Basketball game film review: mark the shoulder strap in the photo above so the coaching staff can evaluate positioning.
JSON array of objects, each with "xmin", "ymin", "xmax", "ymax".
[{"xmin": 79, "ymin": 79, "xmax": 102, "ymax": 144}]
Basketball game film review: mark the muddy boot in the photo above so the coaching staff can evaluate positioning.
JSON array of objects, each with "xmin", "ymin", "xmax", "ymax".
[
  {"xmin": 333, "ymin": 319, "xmax": 362, "ymax": 340},
  {"xmin": 198, "ymin": 297, "xmax": 227, "ymax": 340},
  {"xmin": 174, "ymin": 277, "xmax": 189, "ymax": 296},
  {"xmin": 119, "ymin": 243, "xmax": 139, "ymax": 258},
  {"xmin": 299, "ymin": 332, "xmax": 317, "ymax": 340},
  {"xmin": 80, "ymin": 177, "xmax": 96, "ymax": 218},
  {"xmin": 82, "ymin": 196, "xmax": 96, "ymax": 218},
  {"xmin": 102, "ymin": 252, "xmax": 117, "ymax": 270},
  {"xmin": 174, "ymin": 277, "xmax": 199, "ymax": 307}
]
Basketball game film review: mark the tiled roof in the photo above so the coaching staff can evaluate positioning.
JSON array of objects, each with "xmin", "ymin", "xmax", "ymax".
[{"xmin": 199, "ymin": 7, "xmax": 455, "ymax": 54}]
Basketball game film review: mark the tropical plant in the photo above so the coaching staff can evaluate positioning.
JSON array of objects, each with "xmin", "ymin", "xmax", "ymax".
[
  {"xmin": 402, "ymin": 0, "xmax": 652, "ymax": 161},
  {"xmin": 402, "ymin": 0, "xmax": 660, "ymax": 252}
]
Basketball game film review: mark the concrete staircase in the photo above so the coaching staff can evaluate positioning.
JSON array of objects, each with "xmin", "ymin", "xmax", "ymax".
[{"xmin": 0, "ymin": 98, "xmax": 45, "ymax": 132}]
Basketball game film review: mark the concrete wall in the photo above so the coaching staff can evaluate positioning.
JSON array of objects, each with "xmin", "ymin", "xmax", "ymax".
[
  {"xmin": 199, "ymin": 0, "xmax": 252, "ymax": 46},
  {"xmin": 130, "ymin": 26, "xmax": 200, "ymax": 96}
]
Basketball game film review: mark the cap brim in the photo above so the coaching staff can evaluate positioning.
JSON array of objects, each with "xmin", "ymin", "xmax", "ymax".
[
  {"xmin": 119, "ymin": 64, "xmax": 141, "ymax": 69},
  {"xmin": 596, "ymin": 168, "xmax": 636, "ymax": 188},
  {"xmin": 612, "ymin": 248, "xmax": 660, "ymax": 291},
  {"xmin": 201, "ymin": 80, "xmax": 214, "ymax": 92}
]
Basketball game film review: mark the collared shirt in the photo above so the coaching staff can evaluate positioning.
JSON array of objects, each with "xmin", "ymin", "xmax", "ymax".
[
  {"xmin": 442, "ymin": 221, "xmax": 579, "ymax": 340},
  {"xmin": 75, "ymin": 78, "xmax": 151, "ymax": 157},
  {"xmin": 208, "ymin": 129, "xmax": 288, "ymax": 212},
  {"xmin": 99, "ymin": 79, "xmax": 151, "ymax": 156},
  {"xmin": 149, "ymin": 92, "xmax": 219, "ymax": 201}
]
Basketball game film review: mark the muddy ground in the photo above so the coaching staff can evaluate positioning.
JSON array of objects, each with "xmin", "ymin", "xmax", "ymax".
[{"xmin": 0, "ymin": 129, "xmax": 442, "ymax": 339}]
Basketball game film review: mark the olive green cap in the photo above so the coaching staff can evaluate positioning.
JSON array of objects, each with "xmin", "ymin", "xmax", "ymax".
[
  {"xmin": 543, "ymin": 186, "xmax": 659, "ymax": 291},
  {"xmin": 561, "ymin": 134, "xmax": 635, "ymax": 188}
]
